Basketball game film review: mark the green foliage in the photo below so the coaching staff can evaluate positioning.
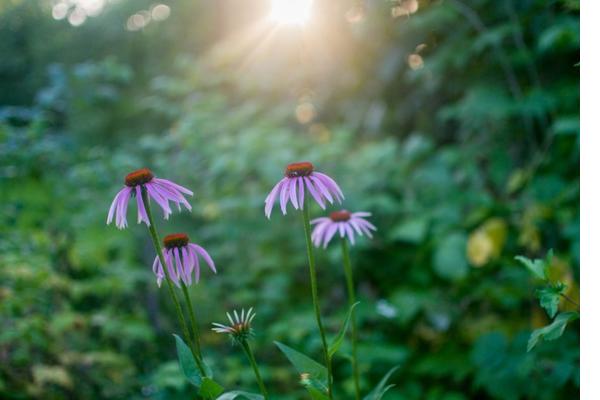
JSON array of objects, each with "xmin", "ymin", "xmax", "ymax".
[
  {"xmin": 173, "ymin": 334, "xmax": 202, "ymax": 386},
  {"xmin": 363, "ymin": 366, "xmax": 399, "ymax": 400},
  {"xmin": 216, "ymin": 392, "xmax": 264, "ymax": 400},
  {"xmin": 275, "ymin": 341, "xmax": 328, "ymax": 396},
  {"xmin": 528, "ymin": 312, "xmax": 579, "ymax": 352},
  {"xmin": 537, "ymin": 283, "xmax": 567, "ymax": 318},
  {"xmin": 198, "ymin": 378, "xmax": 225, "ymax": 398},
  {"xmin": 328, "ymin": 302, "xmax": 359, "ymax": 359},
  {"xmin": 0, "ymin": 0, "xmax": 579, "ymax": 398}
]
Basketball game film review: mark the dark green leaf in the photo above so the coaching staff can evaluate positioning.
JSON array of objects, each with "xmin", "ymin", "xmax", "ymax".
[
  {"xmin": 216, "ymin": 392, "xmax": 264, "ymax": 400},
  {"xmin": 536, "ymin": 283, "xmax": 567, "ymax": 318},
  {"xmin": 527, "ymin": 312, "xmax": 579, "ymax": 352},
  {"xmin": 199, "ymin": 377, "xmax": 224, "ymax": 398},
  {"xmin": 515, "ymin": 255, "xmax": 547, "ymax": 280},
  {"xmin": 328, "ymin": 302, "xmax": 359, "ymax": 359},
  {"xmin": 173, "ymin": 334, "xmax": 201, "ymax": 386},
  {"xmin": 364, "ymin": 366, "xmax": 399, "ymax": 400},
  {"xmin": 274, "ymin": 341, "xmax": 328, "ymax": 394}
]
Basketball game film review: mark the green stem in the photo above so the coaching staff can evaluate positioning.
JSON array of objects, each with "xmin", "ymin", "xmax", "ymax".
[
  {"xmin": 142, "ymin": 189, "xmax": 206, "ymax": 376},
  {"xmin": 241, "ymin": 339, "xmax": 269, "ymax": 399},
  {"xmin": 341, "ymin": 238, "xmax": 360, "ymax": 400},
  {"xmin": 301, "ymin": 206, "xmax": 334, "ymax": 399},
  {"xmin": 182, "ymin": 283, "xmax": 208, "ymax": 375}
]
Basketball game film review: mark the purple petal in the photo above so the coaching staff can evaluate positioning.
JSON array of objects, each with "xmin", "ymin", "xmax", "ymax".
[
  {"xmin": 107, "ymin": 187, "xmax": 128, "ymax": 225},
  {"xmin": 190, "ymin": 243, "xmax": 216, "ymax": 273},
  {"xmin": 310, "ymin": 176, "xmax": 334, "ymax": 204},
  {"xmin": 298, "ymin": 178, "xmax": 305, "ymax": 209},
  {"xmin": 116, "ymin": 187, "xmax": 132, "ymax": 229},
  {"xmin": 304, "ymin": 177, "xmax": 326, "ymax": 209},
  {"xmin": 323, "ymin": 223, "xmax": 339, "ymax": 248},
  {"xmin": 313, "ymin": 172, "xmax": 344, "ymax": 202},
  {"xmin": 135, "ymin": 186, "xmax": 150, "ymax": 226},
  {"xmin": 345, "ymin": 222, "xmax": 356, "ymax": 244},
  {"xmin": 289, "ymin": 178, "xmax": 299, "ymax": 210},
  {"xmin": 153, "ymin": 178, "xmax": 194, "ymax": 196},
  {"xmin": 279, "ymin": 179, "xmax": 291, "ymax": 215},
  {"xmin": 146, "ymin": 183, "xmax": 172, "ymax": 218},
  {"xmin": 265, "ymin": 178, "xmax": 285, "ymax": 219}
]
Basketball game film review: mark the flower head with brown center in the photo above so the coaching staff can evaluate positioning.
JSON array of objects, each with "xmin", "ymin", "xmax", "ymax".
[
  {"xmin": 311, "ymin": 210, "xmax": 376, "ymax": 248},
  {"xmin": 212, "ymin": 308, "xmax": 256, "ymax": 343},
  {"xmin": 107, "ymin": 168, "xmax": 193, "ymax": 229},
  {"xmin": 151, "ymin": 233, "xmax": 216, "ymax": 288},
  {"xmin": 264, "ymin": 161, "xmax": 344, "ymax": 218}
]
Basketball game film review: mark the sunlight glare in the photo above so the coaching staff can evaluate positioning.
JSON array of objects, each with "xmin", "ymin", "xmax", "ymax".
[{"xmin": 270, "ymin": 0, "xmax": 313, "ymax": 25}]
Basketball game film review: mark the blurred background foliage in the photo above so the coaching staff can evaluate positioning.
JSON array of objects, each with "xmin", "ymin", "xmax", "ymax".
[{"xmin": 0, "ymin": 0, "xmax": 579, "ymax": 399}]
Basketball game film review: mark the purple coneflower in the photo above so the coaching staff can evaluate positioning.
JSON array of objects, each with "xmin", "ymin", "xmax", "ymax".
[
  {"xmin": 264, "ymin": 162, "xmax": 344, "ymax": 219},
  {"xmin": 311, "ymin": 210, "xmax": 376, "ymax": 248},
  {"xmin": 212, "ymin": 308, "xmax": 256, "ymax": 342},
  {"xmin": 152, "ymin": 233, "xmax": 216, "ymax": 288},
  {"xmin": 107, "ymin": 168, "xmax": 193, "ymax": 229}
]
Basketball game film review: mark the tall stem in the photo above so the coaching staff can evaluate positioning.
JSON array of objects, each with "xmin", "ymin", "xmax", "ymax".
[
  {"xmin": 301, "ymin": 206, "xmax": 333, "ymax": 399},
  {"xmin": 241, "ymin": 339, "xmax": 269, "ymax": 399},
  {"xmin": 341, "ymin": 238, "xmax": 360, "ymax": 400},
  {"xmin": 142, "ymin": 190, "xmax": 206, "ymax": 376},
  {"xmin": 182, "ymin": 283, "xmax": 208, "ymax": 375}
]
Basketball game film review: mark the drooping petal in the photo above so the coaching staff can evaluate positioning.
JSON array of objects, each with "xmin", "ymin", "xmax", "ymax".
[
  {"xmin": 264, "ymin": 178, "xmax": 285, "ymax": 219},
  {"xmin": 339, "ymin": 222, "xmax": 346, "ymax": 238},
  {"xmin": 146, "ymin": 183, "xmax": 172, "ymax": 218},
  {"xmin": 298, "ymin": 178, "xmax": 305, "ymax": 209},
  {"xmin": 349, "ymin": 219, "xmax": 365, "ymax": 236},
  {"xmin": 345, "ymin": 222, "xmax": 356, "ymax": 244},
  {"xmin": 115, "ymin": 187, "xmax": 132, "ymax": 229},
  {"xmin": 304, "ymin": 177, "xmax": 326, "ymax": 209},
  {"xmin": 165, "ymin": 250, "xmax": 180, "ymax": 287},
  {"xmin": 135, "ymin": 186, "xmax": 150, "ymax": 225},
  {"xmin": 289, "ymin": 177, "xmax": 299, "ymax": 210},
  {"xmin": 279, "ymin": 179, "xmax": 291, "ymax": 215},
  {"xmin": 313, "ymin": 172, "xmax": 344, "ymax": 202},
  {"xmin": 107, "ymin": 187, "xmax": 129, "ymax": 225},
  {"xmin": 311, "ymin": 220, "xmax": 330, "ymax": 247},
  {"xmin": 152, "ymin": 180, "xmax": 192, "ymax": 211},
  {"xmin": 174, "ymin": 248, "xmax": 189, "ymax": 286},
  {"xmin": 323, "ymin": 223, "xmax": 339, "ymax": 248},
  {"xmin": 310, "ymin": 175, "xmax": 334, "ymax": 204},
  {"xmin": 190, "ymin": 243, "xmax": 217, "ymax": 273},
  {"xmin": 153, "ymin": 178, "xmax": 194, "ymax": 196},
  {"xmin": 310, "ymin": 217, "xmax": 330, "ymax": 225}
]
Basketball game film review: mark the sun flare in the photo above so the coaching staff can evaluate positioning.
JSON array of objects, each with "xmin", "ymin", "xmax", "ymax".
[{"xmin": 269, "ymin": 0, "xmax": 313, "ymax": 25}]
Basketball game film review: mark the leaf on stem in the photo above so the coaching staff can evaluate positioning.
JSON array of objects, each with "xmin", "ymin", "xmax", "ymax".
[
  {"xmin": 536, "ymin": 283, "xmax": 567, "ymax": 318},
  {"xmin": 173, "ymin": 334, "xmax": 202, "ymax": 386},
  {"xmin": 274, "ymin": 341, "xmax": 328, "ymax": 395},
  {"xmin": 515, "ymin": 249, "xmax": 553, "ymax": 281},
  {"xmin": 364, "ymin": 366, "xmax": 399, "ymax": 400},
  {"xmin": 216, "ymin": 391, "xmax": 264, "ymax": 400},
  {"xmin": 328, "ymin": 302, "xmax": 359, "ymax": 359},
  {"xmin": 199, "ymin": 377, "xmax": 225, "ymax": 398},
  {"xmin": 527, "ymin": 311, "xmax": 579, "ymax": 352}
]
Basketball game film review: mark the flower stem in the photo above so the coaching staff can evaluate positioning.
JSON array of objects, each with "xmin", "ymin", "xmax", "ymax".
[
  {"xmin": 241, "ymin": 339, "xmax": 269, "ymax": 399},
  {"xmin": 301, "ymin": 206, "xmax": 334, "ymax": 399},
  {"xmin": 181, "ymin": 283, "xmax": 206, "ymax": 364},
  {"xmin": 341, "ymin": 238, "xmax": 360, "ymax": 400},
  {"xmin": 142, "ymin": 189, "xmax": 206, "ymax": 377}
]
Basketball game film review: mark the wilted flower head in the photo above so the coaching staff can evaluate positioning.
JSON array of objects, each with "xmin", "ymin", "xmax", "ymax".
[
  {"xmin": 152, "ymin": 233, "xmax": 216, "ymax": 287},
  {"xmin": 107, "ymin": 168, "xmax": 193, "ymax": 229},
  {"xmin": 212, "ymin": 308, "xmax": 256, "ymax": 342},
  {"xmin": 264, "ymin": 162, "xmax": 344, "ymax": 219},
  {"xmin": 311, "ymin": 210, "xmax": 376, "ymax": 248}
]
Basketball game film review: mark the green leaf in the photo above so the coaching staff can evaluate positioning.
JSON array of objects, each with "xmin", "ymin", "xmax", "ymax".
[
  {"xmin": 364, "ymin": 366, "xmax": 399, "ymax": 400},
  {"xmin": 199, "ymin": 377, "xmax": 225, "ymax": 398},
  {"xmin": 304, "ymin": 386, "xmax": 330, "ymax": 400},
  {"xmin": 173, "ymin": 334, "xmax": 202, "ymax": 386},
  {"xmin": 515, "ymin": 255, "xmax": 547, "ymax": 280},
  {"xmin": 527, "ymin": 311, "xmax": 579, "ymax": 352},
  {"xmin": 216, "ymin": 391, "xmax": 264, "ymax": 400},
  {"xmin": 274, "ymin": 341, "xmax": 328, "ymax": 394},
  {"xmin": 536, "ymin": 283, "xmax": 567, "ymax": 318},
  {"xmin": 433, "ymin": 233, "xmax": 468, "ymax": 281},
  {"xmin": 328, "ymin": 302, "xmax": 359, "ymax": 359}
]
